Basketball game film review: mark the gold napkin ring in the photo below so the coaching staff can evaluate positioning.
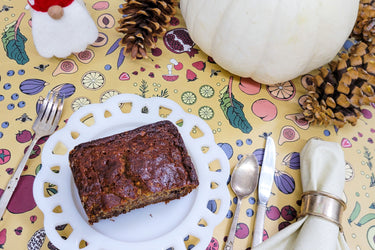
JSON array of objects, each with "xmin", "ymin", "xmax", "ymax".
[{"xmin": 299, "ymin": 191, "xmax": 346, "ymax": 231}]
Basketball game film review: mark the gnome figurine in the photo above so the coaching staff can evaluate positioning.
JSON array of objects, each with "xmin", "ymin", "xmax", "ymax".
[{"xmin": 26, "ymin": 0, "xmax": 98, "ymax": 58}]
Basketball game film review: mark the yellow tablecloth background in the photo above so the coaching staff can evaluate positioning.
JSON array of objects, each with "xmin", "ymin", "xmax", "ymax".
[{"xmin": 0, "ymin": 1, "xmax": 374, "ymax": 249}]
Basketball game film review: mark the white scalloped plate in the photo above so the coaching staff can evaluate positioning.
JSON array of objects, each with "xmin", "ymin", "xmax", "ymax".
[{"xmin": 33, "ymin": 94, "xmax": 230, "ymax": 250}]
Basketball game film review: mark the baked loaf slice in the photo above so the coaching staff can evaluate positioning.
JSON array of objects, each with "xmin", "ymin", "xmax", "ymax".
[{"xmin": 69, "ymin": 120, "xmax": 199, "ymax": 224}]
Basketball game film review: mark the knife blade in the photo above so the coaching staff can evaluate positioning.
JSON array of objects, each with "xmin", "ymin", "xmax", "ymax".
[{"xmin": 252, "ymin": 136, "xmax": 276, "ymax": 247}]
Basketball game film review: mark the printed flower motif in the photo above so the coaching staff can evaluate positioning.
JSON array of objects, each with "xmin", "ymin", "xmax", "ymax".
[
  {"xmin": 181, "ymin": 91, "xmax": 197, "ymax": 105},
  {"xmin": 71, "ymin": 97, "xmax": 91, "ymax": 111},
  {"xmin": 199, "ymin": 106, "xmax": 214, "ymax": 120},
  {"xmin": 82, "ymin": 71, "xmax": 105, "ymax": 90},
  {"xmin": 199, "ymin": 85, "xmax": 214, "ymax": 98}
]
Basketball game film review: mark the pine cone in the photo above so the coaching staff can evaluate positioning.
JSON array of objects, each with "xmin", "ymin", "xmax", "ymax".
[
  {"xmin": 116, "ymin": 0, "xmax": 176, "ymax": 59},
  {"xmin": 352, "ymin": 0, "xmax": 375, "ymax": 44},
  {"xmin": 301, "ymin": 42, "xmax": 375, "ymax": 128}
]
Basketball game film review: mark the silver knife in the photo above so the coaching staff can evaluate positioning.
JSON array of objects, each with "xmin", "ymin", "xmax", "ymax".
[{"xmin": 252, "ymin": 136, "xmax": 276, "ymax": 247}]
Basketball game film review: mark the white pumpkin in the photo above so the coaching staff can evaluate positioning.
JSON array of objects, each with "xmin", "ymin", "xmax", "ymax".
[{"xmin": 180, "ymin": 0, "xmax": 359, "ymax": 85}]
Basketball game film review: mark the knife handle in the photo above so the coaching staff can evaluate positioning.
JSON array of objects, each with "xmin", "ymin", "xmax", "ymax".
[{"xmin": 252, "ymin": 203, "xmax": 267, "ymax": 247}]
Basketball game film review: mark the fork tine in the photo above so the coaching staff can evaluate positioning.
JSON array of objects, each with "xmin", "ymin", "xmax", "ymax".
[
  {"xmin": 36, "ymin": 91, "xmax": 51, "ymax": 119},
  {"xmin": 40, "ymin": 91, "xmax": 58, "ymax": 124},
  {"xmin": 51, "ymin": 96, "xmax": 64, "ymax": 130},
  {"xmin": 33, "ymin": 91, "xmax": 52, "ymax": 128}
]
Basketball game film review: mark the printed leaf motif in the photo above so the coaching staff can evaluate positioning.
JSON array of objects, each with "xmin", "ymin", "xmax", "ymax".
[
  {"xmin": 219, "ymin": 85, "xmax": 252, "ymax": 133},
  {"xmin": 355, "ymin": 213, "xmax": 375, "ymax": 226},
  {"xmin": 227, "ymin": 97, "xmax": 252, "ymax": 133},
  {"xmin": 106, "ymin": 38, "xmax": 121, "ymax": 55},
  {"xmin": 348, "ymin": 201, "xmax": 361, "ymax": 225},
  {"xmin": 117, "ymin": 47, "xmax": 125, "ymax": 68},
  {"xmin": 1, "ymin": 13, "xmax": 29, "ymax": 65},
  {"xmin": 219, "ymin": 86, "xmax": 230, "ymax": 119}
]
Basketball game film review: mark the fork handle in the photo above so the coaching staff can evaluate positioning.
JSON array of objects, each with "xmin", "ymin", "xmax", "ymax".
[{"xmin": 0, "ymin": 135, "xmax": 40, "ymax": 219}]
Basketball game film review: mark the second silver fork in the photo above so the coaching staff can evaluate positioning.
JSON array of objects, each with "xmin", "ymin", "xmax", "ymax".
[{"xmin": 0, "ymin": 91, "xmax": 64, "ymax": 219}]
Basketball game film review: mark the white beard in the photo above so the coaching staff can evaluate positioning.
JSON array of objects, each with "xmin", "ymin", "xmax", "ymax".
[{"xmin": 29, "ymin": 0, "xmax": 98, "ymax": 58}]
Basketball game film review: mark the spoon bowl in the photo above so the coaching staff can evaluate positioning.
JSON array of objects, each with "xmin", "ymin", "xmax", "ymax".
[{"xmin": 224, "ymin": 154, "xmax": 259, "ymax": 250}]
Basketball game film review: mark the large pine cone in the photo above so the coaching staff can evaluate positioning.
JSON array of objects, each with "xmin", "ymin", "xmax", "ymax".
[
  {"xmin": 301, "ymin": 42, "xmax": 375, "ymax": 128},
  {"xmin": 117, "ymin": 0, "xmax": 176, "ymax": 59},
  {"xmin": 352, "ymin": 0, "xmax": 375, "ymax": 44}
]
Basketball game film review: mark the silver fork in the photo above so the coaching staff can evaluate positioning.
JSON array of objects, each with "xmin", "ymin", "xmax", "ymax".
[{"xmin": 0, "ymin": 91, "xmax": 64, "ymax": 219}]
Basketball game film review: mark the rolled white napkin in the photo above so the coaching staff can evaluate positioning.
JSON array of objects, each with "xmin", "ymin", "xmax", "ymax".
[{"xmin": 253, "ymin": 138, "xmax": 349, "ymax": 250}]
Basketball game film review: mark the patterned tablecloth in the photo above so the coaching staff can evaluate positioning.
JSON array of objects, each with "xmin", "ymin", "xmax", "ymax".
[{"xmin": 0, "ymin": 1, "xmax": 374, "ymax": 249}]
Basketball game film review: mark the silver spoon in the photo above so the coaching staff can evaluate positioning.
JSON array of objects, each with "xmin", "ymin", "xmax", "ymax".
[{"xmin": 224, "ymin": 154, "xmax": 259, "ymax": 250}]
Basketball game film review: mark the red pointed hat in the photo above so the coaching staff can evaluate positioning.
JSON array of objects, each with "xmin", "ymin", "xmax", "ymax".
[{"xmin": 28, "ymin": 0, "xmax": 74, "ymax": 12}]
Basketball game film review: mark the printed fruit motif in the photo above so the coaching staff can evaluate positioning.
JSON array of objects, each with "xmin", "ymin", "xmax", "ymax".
[
  {"xmin": 263, "ymin": 229, "xmax": 269, "ymax": 241},
  {"xmin": 239, "ymin": 77, "xmax": 261, "ymax": 95},
  {"xmin": 0, "ymin": 149, "xmax": 11, "ymax": 165},
  {"xmin": 0, "ymin": 175, "xmax": 36, "ymax": 213},
  {"xmin": 71, "ymin": 97, "xmax": 91, "ymax": 111},
  {"xmin": 217, "ymin": 143, "xmax": 233, "ymax": 159},
  {"xmin": 206, "ymin": 237, "xmax": 219, "ymax": 250},
  {"xmin": 274, "ymin": 170, "xmax": 295, "ymax": 194},
  {"xmin": 97, "ymin": 13, "xmax": 115, "ymax": 29},
  {"xmin": 186, "ymin": 69, "xmax": 197, "ymax": 81},
  {"xmin": 285, "ymin": 113, "xmax": 309, "ymax": 130},
  {"xmin": 92, "ymin": 32, "xmax": 108, "ymax": 47},
  {"xmin": 16, "ymin": 130, "xmax": 32, "ymax": 143},
  {"xmin": 100, "ymin": 90, "xmax": 120, "ymax": 103},
  {"xmin": 30, "ymin": 215, "xmax": 37, "ymax": 223},
  {"xmin": 361, "ymin": 109, "xmax": 373, "ymax": 119},
  {"xmin": 14, "ymin": 227, "xmax": 22, "ymax": 235},
  {"xmin": 279, "ymin": 126, "xmax": 300, "ymax": 145},
  {"xmin": 151, "ymin": 47, "xmax": 162, "ymax": 56},
  {"xmin": 181, "ymin": 91, "xmax": 197, "ymax": 105},
  {"xmin": 24, "ymin": 144, "xmax": 41, "ymax": 159},
  {"xmin": 207, "ymin": 200, "xmax": 217, "ymax": 213},
  {"xmin": 282, "ymin": 152, "xmax": 300, "ymax": 170},
  {"xmin": 266, "ymin": 205, "xmax": 281, "ymax": 220},
  {"xmin": 267, "ymin": 81, "xmax": 296, "ymax": 101},
  {"xmin": 252, "ymin": 148, "xmax": 264, "ymax": 166},
  {"xmin": 163, "ymin": 28, "xmax": 198, "ymax": 57},
  {"xmin": 52, "ymin": 83, "xmax": 76, "ymax": 98},
  {"xmin": 92, "ymin": 1, "xmax": 109, "ymax": 11},
  {"xmin": 341, "ymin": 138, "xmax": 352, "ymax": 148},
  {"xmin": 36, "ymin": 135, "xmax": 49, "ymax": 145},
  {"xmin": 235, "ymin": 223, "xmax": 249, "ymax": 239},
  {"xmin": 19, "ymin": 79, "xmax": 48, "ymax": 95},
  {"xmin": 82, "ymin": 71, "xmax": 105, "ymax": 90},
  {"xmin": 198, "ymin": 106, "xmax": 214, "ymax": 120},
  {"xmin": 119, "ymin": 72, "xmax": 130, "ymax": 81},
  {"xmin": 74, "ymin": 49, "xmax": 94, "ymax": 64},
  {"xmin": 300, "ymin": 74, "xmax": 314, "ymax": 90},
  {"xmin": 251, "ymin": 99, "xmax": 277, "ymax": 121},
  {"xmin": 0, "ymin": 229, "xmax": 6, "ymax": 248},
  {"xmin": 199, "ymin": 85, "xmax": 214, "ymax": 98},
  {"xmin": 281, "ymin": 205, "xmax": 297, "ymax": 221},
  {"xmin": 53, "ymin": 59, "xmax": 78, "ymax": 76},
  {"xmin": 278, "ymin": 221, "xmax": 291, "ymax": 231},
  {"xmin": 192, "ymin": 61, "xmax": 206, "ymax": 71}
]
